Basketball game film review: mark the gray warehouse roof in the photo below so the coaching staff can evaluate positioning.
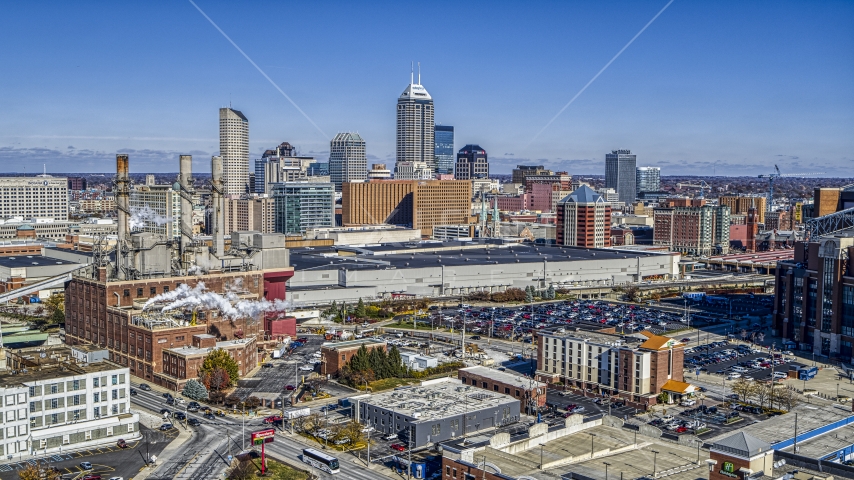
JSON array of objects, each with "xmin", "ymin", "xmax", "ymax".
[
  {"xmin": 360, "ymin": 378, "xmax": 518, "ymax": 423},
  {"xmin": 711, "ymin": 431, "xmax": 772, "ymax": 458},
  {"xmin": 289, "ymin": 241, "xmax": 669, "ymax": 272}
]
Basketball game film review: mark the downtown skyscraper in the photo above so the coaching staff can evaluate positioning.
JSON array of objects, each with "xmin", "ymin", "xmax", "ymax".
[
  {"xmin": 329, "ymin": 132, "xmax": 367, "ymax": 192},
  {"xmin": 434, "ymin": 125, "xmax": 454, "ymax": 175},
  {"xmin": 605, "ymin": 149, "xmax": 637, "ymax": 204},
  {"xmin": 396, "ymin": 68, "xmax": 435, "ymax": 175},
  {"xmin": 219, "ymin": 107, "xmax": 249, "ymax": 194}
]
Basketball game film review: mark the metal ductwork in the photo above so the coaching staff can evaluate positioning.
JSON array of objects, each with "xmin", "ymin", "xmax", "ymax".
[
  {"xmin": 115, "ymin": 154, "xmax": 131, "ymax": 280},
  {"xmin": 178, "ymin": 155, "xmax": 195, "ymax": 270},
  {"xmin": 211, "ymin": 155, "xmax": 225, "ymax": 258}
]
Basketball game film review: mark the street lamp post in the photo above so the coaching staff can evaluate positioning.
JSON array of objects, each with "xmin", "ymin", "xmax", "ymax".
[
  {"xmin": 652, "ymin": 450, "xmax": 659, "ymax": 477},
  {"xmin": 603, "ymin": 461, "xmax": 611, "ymax": 480}
]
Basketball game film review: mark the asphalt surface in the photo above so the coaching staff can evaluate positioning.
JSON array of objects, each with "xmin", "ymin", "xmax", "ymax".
[
  {"xmin": 0, "ymin": 426, "xmax": 170, "ymax": 480},
  {"xmin": 684, "ymin": 341, "xmax": 801, "ymax": 382}
]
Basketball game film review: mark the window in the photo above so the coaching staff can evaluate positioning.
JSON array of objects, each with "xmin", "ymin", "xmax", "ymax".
[
  {"xmin": 93, "ymin": 377, "xmax": 100, "ymax": 388},
  {"xmin": 94, "ymin": 392, "xmax": 100, "ymax": 402},
  {"xmin": 29, "ymin": 386, "xmax": 36, "ymax": 396},
  {"xmin": 112, "ymin": 375, "xmax": 118, "ymax": 385},
  {"xmin": 150, "ymin": 287, "xmax": 157, "ymax": 296},
  {"xmin": 50, "ymin": 413, "xmax": 58, "ymax": 424},
  {"xmin": 112, "ymin": 390, "xmax": 118, "ymax": 400},
  {"xmin": 50, "ymin": 399, "xmax": 58, "ymax": 409},
  {"xmin": 123, "ymin": 289, "xmax": 130, "ymax": 297},
  {"xmin": 50, "ymin": 384, "xmax": 58, "ymax": 394},
  {"xmin": 137, "ymin": 288, "xmax": 143, "ymax": 297}
]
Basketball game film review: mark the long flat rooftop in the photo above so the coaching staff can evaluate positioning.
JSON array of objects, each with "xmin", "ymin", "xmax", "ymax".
[
  {"xmin": 706, "ymin": 402, "xmax": 854, "ymax": 447},
  {"xmin": 361, "ymin": 378, "xmax": 517, "ymax": 423},
  {"xmin": 0, "ymin": 361, "xmax": 124, "ymax": 386},
  {"xmin": 289, "ymin": 241, "xmax": 671, "ymax": 272},
  {"xmin": 460, "ymin": 366, "xmax": 546, "ymax": 390},
  {"xmin": 165, "ymin": 337, "xmax": 255, "ymax": 357},
  {"xmin": 0, "ymin": 254, "xmax": 79, "ymax": 268}
]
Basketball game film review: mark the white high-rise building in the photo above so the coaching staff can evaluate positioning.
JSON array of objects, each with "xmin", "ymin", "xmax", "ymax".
[
  {"xmin": 329, "ymin": 133, "xmax": 367, "ymax": 192},
  {"xmin": 0, "ymin": 177, "xmax": 69, "ymax": 221},
  {"xmin": 393, "ymin": 161, "xmax": 433, "ymax": 180},
  {"xmin": 219, "ymin": 107, "xmax": 249, "ymax": 195},
  {"xmin": 636, "ymin": 166, "xmax": 661, "ymax": 193},
  {"xmin": 396, "ymin": 67, "xmax": 435, "ymax": 173}
]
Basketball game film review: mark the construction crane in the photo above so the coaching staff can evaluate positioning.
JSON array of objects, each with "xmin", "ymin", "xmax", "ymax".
[
  {"xmin": 758, "ymin": 165, "xmax": 824, "ymax": 212},
  {"xmin": 676, "ymin": 180, "xmax": 711, "ymax": 198}
]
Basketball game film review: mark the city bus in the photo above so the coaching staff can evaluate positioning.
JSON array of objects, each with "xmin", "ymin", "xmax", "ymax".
[{"xmin": 302, "ymin": 448, "xmax": 340, "ymax": 474}]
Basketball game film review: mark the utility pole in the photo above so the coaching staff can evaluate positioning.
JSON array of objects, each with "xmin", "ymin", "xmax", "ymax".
[{"xmin": 407, "ymin": 424, "xmax": 413, "ymax": 480}]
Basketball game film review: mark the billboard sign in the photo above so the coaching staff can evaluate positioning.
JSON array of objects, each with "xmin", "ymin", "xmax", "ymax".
[{"xmin": 251, "ymin": 428, "xmax": 276, "ymax": 445}]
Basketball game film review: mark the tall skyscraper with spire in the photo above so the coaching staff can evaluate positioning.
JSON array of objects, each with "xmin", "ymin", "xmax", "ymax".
[
  {"xmin": 219, "ymin": 107, "xmax": 249, "ymax": 194},
  {"xmin": 396, "ymin": 63, "xmax": 435, "ymax": 176}
]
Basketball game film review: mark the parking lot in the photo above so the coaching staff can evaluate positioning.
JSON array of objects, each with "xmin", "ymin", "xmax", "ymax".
[
  {"xmin": 0, "ymin": 426, "xmax": 170, "ymax": 480},
  {"xmin": 684, "ymin": 340, "xmax": 801, "ymax": 382},
  {"xmin": 231, "ymin": 334, "xmax": 345, "ymax": 404},
  {"xmin": 428, "ymin": 299, "xmax": 727, "ymax": 344},
  {"xmin": 545, "ymin": 389, "xmax": 638, "ymax": 420}
]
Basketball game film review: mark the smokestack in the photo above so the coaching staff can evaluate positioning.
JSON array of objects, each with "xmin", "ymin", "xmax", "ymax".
[
  {"xmin": 178, "ymin": 155, "xmax": 195, "ymax": 270},
  {"xmin": 115, "ymin": 154, "xmax": 131, "ymax": 280},
  {"xmin": 211, "ymin": 156, "xmax": 225, "ymax": 257}
]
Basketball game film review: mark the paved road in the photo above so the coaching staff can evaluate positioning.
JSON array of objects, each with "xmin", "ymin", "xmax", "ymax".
[
  {"xmin": 130, "ymin": 382, "xmax": 385, "ymax": 480},
  {"xmin": 263, "ymin": 433, "xmax": 387, "ymax": 480}
]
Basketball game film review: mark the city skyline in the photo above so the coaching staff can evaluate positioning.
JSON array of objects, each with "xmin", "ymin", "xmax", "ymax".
[{"xmin": 1, "ymin": 1, "xmax": 852, "ymax": 176}]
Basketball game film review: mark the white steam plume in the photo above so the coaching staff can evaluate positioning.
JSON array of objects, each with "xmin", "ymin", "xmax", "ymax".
[
  {"xmin": 142, "ymin": 281, "xmax": 292, "ymax": 321},
  {"xmin": 129, "ymin": 204, "xmax": 174, "ymax": 229}
]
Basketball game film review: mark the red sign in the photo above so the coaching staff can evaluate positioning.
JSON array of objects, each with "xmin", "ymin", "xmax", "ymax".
[{"xmin": 251, "ymin": 428, "xmax": 276, "ymax": 445}]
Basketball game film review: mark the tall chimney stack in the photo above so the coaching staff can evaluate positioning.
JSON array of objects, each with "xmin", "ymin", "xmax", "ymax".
[
  {"xmin": 211, "ymin": 156, "xmax": 225, "ymax": 257},
  {"xmin": 178, "ymin": 155, "xmax": 195, "ymax": 270},
  {"xmin": 115, "ymin": 154, "xmax": 131, "ymax": 280}
]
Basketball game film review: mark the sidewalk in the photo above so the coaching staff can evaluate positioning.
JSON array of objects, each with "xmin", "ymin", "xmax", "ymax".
[{"xmin": 132, "ymin": 423, "xmax": 196, "ymax": 480}]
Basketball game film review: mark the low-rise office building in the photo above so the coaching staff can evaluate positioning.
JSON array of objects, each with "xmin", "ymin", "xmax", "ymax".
[
  {"xmin": 458, "ymin": 366, "xmax": 546, "ymax": 412},
  {"xmin": 320, "ymin": 338, "xmax": 387, "ymax": 375},
  {"xmin": 354, "ymin": 377, "xmax": 520, "ymax": 447},
  {"xmin": 0, "ymin": 360, "xmax": 139, "ymax": 459},
  {"xmin": 158, "ymin": 334, "xmax": 258, "ymax": 390}
]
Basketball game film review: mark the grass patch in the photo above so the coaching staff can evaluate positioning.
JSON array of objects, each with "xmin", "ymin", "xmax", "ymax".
[
  {"xmin": 388, "ymin": 321, "xmax": 436, "ymax": 330},
  {"xmin": 725, "ymin": 417, "xmax": 744, "ymax": 425},
  {"xmin": 694, "ymin": 428, "xmax": 711, "ymax": 435},
  {"xmin": 257, "ymin": 459, "xmax": 310, "ymax": 479},
  {"xmin": 369, "ymin": 377, "xmax": 417, "ymax": 391}
]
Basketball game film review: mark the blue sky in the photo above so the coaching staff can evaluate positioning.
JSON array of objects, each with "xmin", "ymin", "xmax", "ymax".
[{"xmin": 1, "ymin": 0, "xmax": 852, "ymax": 176}]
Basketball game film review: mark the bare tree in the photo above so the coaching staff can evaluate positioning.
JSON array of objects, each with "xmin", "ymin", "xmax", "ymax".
[
  {"xmin": 772, "ymin": 387, "xmax": 801, "ymax": 411},
  {"xmin": 753, "ymin": 382, "xmax": 771, "ymax": 408},
  {"xmin": 731, "ymin": 378, "xmax": 758, "ymax": 404}
]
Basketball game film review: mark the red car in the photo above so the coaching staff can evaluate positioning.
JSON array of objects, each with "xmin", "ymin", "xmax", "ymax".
[
  {"xmin": 675, "ymin": 426, "xmax": 688, "ymax": 434},
  {"xmin": 285, "ymin": 385, "xmax": 296, "ymax": 391},
  {"xmin": 390, "ymin": 443, "xmax": 406, "ymax": 452},
  {"xmin": 264, "ymin": 415, "xmax": 283, "ymax": 424},
  {"xmin": 82, "ymin": 475, "xmax": 101, "ymax": 480}
]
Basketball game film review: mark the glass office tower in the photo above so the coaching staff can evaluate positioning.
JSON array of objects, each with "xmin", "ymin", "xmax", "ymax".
[{"xmin": 434, "ymin": 125, "xmax": 455, "ymax": 175}]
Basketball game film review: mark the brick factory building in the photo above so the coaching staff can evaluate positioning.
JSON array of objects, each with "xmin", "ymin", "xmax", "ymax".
[
  {"xmin": 159, "ymin": 334, "xmax": 258, "ymax": 390},
  {"xmin": 458, "ymin": 366, "xmax": 546, "ymax": 412},
  {"xmin": 341, "ymin": 179, "xmax": 472, "ymax": 236},
  {"xmin": 320, "ymin": 338, "xmax": 387, "ymax": 376},
  {"xmin": 65, "ymin": 268, "xmax": 292, "ymax": 386}
]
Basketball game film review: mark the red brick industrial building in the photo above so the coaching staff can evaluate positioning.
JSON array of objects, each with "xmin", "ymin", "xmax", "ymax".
[{"xmin": 320, "ymin": 338, "xmax": 387, "ymax": 376}]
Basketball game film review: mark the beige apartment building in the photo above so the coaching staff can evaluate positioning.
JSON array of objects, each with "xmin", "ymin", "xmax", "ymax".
[{"xmin": 223, "ymin": 197, "xmax": 276, "ymax": 235}]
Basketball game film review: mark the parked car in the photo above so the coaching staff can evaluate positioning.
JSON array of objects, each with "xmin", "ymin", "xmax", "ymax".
[
  {"xmin": 80, "ymin": 462, "xmax": 93, "ymax": 470},
  {"xmin": 680, "ymin": 400, "xmax": 696, "ymax": 406},
  {"xmin": 160, "ymin": 423, "xmax": 174, "ymax": 431},
  {"xmin": 262, "ymin": 363, "xmax": 273, "ymax": 368},
  {"xmin": 116, "ymin": 439, "xmax": 128, "ymax": 448},
  {"xmin": 82, "ymin": 475, "xmax": 101, "ymax": 480},
  {"xmin": 285, "ymin": 384, "xmax": 296, "ymax": 391},
  {"xmin": 390, "ymin": 444, "xmax": 406, "ymax": 452}
]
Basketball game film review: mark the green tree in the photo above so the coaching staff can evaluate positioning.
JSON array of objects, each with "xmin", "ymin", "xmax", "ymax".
[
  {"xmin": 182, "ymin": 379, "xmax": 209, "ymax": 400},
  {"xmin": 525, "ymin": 286, "xmax": 534, "ymax": 303},
  {"xmin": 386, "ymin": 346, "xmax": 404, "ymax": 377},
  {"xmin": 354, "ymin": 298, "xmax": 367, "ymax": 318},
  {"xmin": 200, "ymin": 349, "xmax": 239, "ymax": 388},
  {"xmin": 546, "ymin": 284, "xmax": 555, "ymax": 299}
]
